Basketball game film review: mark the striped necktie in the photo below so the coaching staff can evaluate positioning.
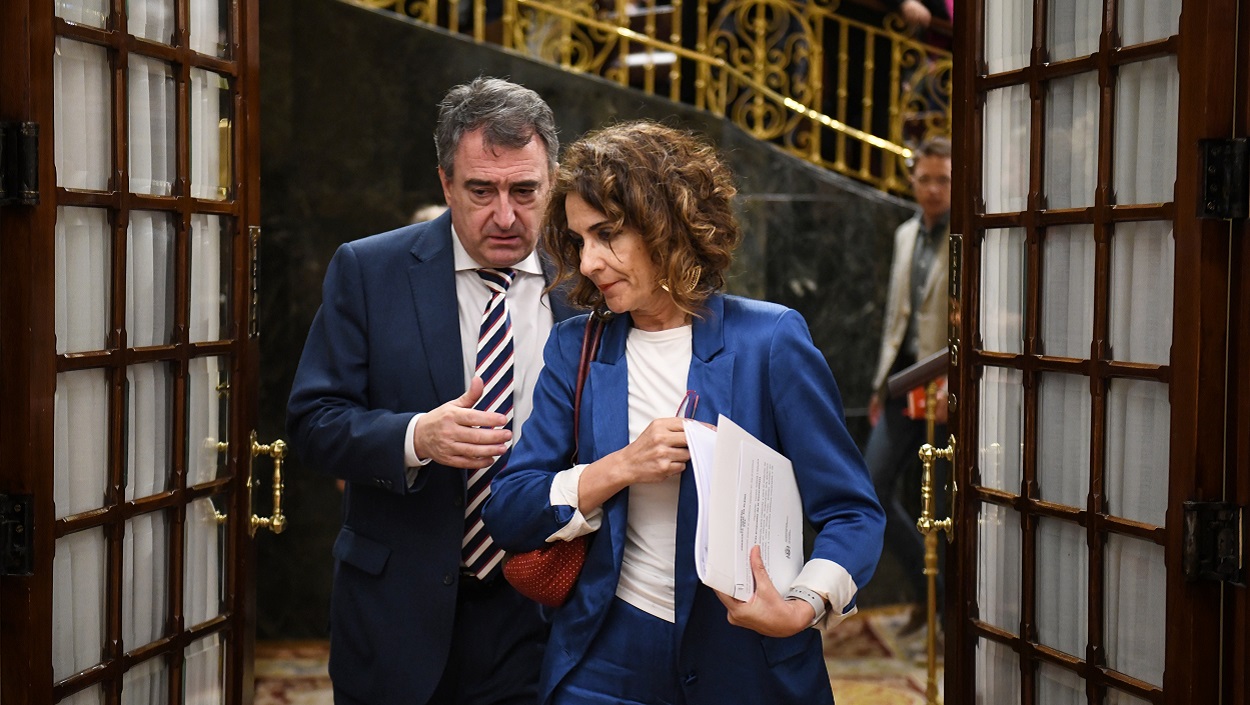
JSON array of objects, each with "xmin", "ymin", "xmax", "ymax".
[{"xmin": 462, "ymin": 267, "xmax": 515, "ymax": 580}]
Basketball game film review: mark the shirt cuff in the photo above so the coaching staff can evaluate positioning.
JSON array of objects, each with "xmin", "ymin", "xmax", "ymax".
[
  {"xmin": 546, "ymin": 464, "xmax": 603, "ymax": 541},
  {"xmin": 404, "ymin": 413, "xmax": 431, "ymax": 488},
  {"xmin": 789, "ymin": 558, "xmax": 860, "ymax": 630}
]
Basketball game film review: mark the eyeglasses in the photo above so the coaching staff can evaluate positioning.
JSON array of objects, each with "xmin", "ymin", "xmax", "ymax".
[{"xmin": 676, "ymin": 390, "xmax": 699, "ymax": 419}]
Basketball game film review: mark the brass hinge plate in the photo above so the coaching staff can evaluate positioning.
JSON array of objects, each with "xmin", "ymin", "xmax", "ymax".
[
  {"xmin": 0, "ymin": 493, "xmax": 34, "ymax": 576},
  {"xmin": 1198, "ymin": 138, "xmax": 1249, "ymax": 220},
  {"xmin": 1182, "ymin": 501, "xmax": 1244, "ymax": 586},
  {"xmin": 0, "ymin": 122, "xmax": 39, "ymax": 206}
]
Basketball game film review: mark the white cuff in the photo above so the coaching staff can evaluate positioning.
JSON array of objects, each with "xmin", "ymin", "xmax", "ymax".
[
  {"xmin": 546, "ymin": 464, "xmax": 602, "ymax": 541},
  {"xmin": 404, "ymin": 413, "xmax": 431, "ymax": 488},
  {"xmin": 788, "ymin": 558, "xmax": 859, "ymax": 630}
]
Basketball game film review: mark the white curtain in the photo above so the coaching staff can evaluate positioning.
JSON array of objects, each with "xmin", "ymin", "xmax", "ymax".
[
  {"xmin": 127, "ymin": 212, "xmax": 176, "ymax": 347},
  {"xmin": 1040, "ymin": 225, "xmax": 1095, "ymax": 359},
  {"xmin": 59, "ymin": 686, "xmax": 105, "ymax": 705},
  {"xmin": 55, "ymin": 370, "xmax": 109, "ymax": 519},
  {"xmin": 187, "ymin": 357, "xmax": 226, "ymax": 486},
  {"xmin": 1045, "ymin": 73, "xmax": 1099, "ymax": 210},
  {"xmin": 53, "ymin": 528, "xmax": 106, "ymax": 681},
  {"xmin": 190, "ymin": 215, "xmax": 226, "ymax": 343},
  {"xmin": 1114, "ymin": 57, "xmax": 1179, "ymax": 205},
  {"xmin": 975, "ymin": 636, "xmax": 1021, "ymax": 705},
  {"xmin": 1119, "ymin": 0, "xmax": 1181, "ymax": 46},
  {"xmin": 190, "ymin": 69, "xmax": 226, "ymax": 200},
  {"xmin": 1047, "ymin": 0, "xmax": 1100, "ymax": 61},
  {"xmin": 982, "ymin": 88, "xmax": 1030, "ymax": 214},
  {"xmin": 978, "ymin": 367, "xmax": 1023, "ymax": 494},
  {"xmin": 123, "ymin": 512, "xmax": 169, "ymax": 651},
  {"xmin": 189, "ymin": 0, "xmax": 226, "ymax": 57},
  {"xmin": 127, "ymin": 363, "xmax": 172, "ymax": 501},
  {"xmin": 984, "ymin": 0, "xmax": 1031, "ymax": 73},
  {"xmin": 977, "ymin": 504, "xmax": 1021, "ymax": 633},
  {"xmin": 1037, "ymin": 662, "xmax": 1084, "ymax": 704},
  {"xmin": 55, "ymin": 207, "xmax": 111, "ymax": 354},
  {"xmin": 184, "ymin": 499, "xmax": 223, "ymax": 627},
  {"xmin": 1036, "ymin": 518, "xmax": 1088, "ymax": 658},
  {"xmin": 1105, "ymin": 379, "xmax": 1169, "ymax": 526},
  {"xmin": 54, "ymin": 38, "xmax": 111, "ymax": 191},
  {"xmin": 128, "ymin": 57, "xmax": 176, "ymax": 196},
  {"xmin": 1037, "ymin": 374, "xmax": 1090, "ymax": 508},
  {"xmin": 127, "ymin": 0, "xmax": 175, "ymax": 44},
  {"xmin": 184, "ymin": 634, "xmax": 224, "ymax": 705},
  {"xmin": 121, "ymin": 657, "xmax": 169, "ymax": 705},
  {"xmin": 1105, "ymin": 534, "xmax": 1165, "ymax": 686},
  {"xmin": 1109, "ymin": 222, "xmax": 1174, "ymax": 365},
  {"xmin": 55, "ymin": 0, "xmax": 107, "ymax": 27},
  {"xmin": 1107, "ymin": 689, "xmax": 1154, "ymax": 705},
  {"xmin": 980, "ymin": 229, "xmax": 1026, "ymax": 354}
]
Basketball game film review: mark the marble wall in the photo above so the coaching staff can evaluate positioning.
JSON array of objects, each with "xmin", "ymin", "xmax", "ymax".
[{"xmin": 258, "ymin": 0, "xmax": 916, "ymax": 638}]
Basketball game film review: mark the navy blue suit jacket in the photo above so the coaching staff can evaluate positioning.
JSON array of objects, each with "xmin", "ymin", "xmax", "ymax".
[
  {"xmin": 287, "ymin": 211, "xmax": 577, "ymax": 704},
  {"xmin": 484, "ymin": 295, "xmax": 885, "ymax": 705}
]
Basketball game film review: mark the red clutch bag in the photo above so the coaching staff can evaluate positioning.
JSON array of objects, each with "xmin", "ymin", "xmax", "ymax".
[{"xmin": 501, "ymin": 312, "xmax": 605, "ymax": 607}]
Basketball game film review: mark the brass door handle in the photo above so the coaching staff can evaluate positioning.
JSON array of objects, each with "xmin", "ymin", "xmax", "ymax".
[
  {"xmin": 250, "ymin": 432, "xmax": 288, "ymax": 536},
  {"xmin": 916, "ymin": 434, "xmax": 956, "ymax": 542}
]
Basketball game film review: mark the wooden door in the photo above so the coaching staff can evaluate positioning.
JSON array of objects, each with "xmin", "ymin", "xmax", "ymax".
[
  {"xmin": 0, "ymin": 0, "xmax": 267, "ymax": 703},
  {"xmin": 947, "ymin": 0, "xmax": 1248, "ymax": 702}
]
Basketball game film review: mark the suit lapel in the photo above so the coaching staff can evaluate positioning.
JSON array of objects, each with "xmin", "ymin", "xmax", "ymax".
[
  {"xmin": 591, "ymin": 316, "xmax": 633, "ymax": 570},
  {"xmin": 407, "ymin": 216, "xmax": 464, "ymax": 405}
]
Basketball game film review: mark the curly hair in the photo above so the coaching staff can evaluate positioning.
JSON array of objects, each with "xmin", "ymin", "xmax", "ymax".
[{"xmin": 542, "ymin": 120, "xmax": 742, "ymax": 315}]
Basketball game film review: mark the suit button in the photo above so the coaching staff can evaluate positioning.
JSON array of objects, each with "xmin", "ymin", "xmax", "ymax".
[{"xmin": 443, "ymin": 574, "xmax": 454, "ymax": 586}]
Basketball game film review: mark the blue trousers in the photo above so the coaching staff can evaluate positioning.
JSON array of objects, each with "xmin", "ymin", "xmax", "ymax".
[{"xmin": 552, "ymin": 598, "xmax": 683, "ymax": 705}]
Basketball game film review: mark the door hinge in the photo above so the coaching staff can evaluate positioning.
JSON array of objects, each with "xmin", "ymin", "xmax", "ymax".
[
  {"xmin": 1198, "ymin": 138, "xmax": 1248, "ymax": 220},
  {"xmin": 1182, "ymin": 501, "xmax": 1244, "ymax": 586},
  {"xmin": 0, "ymin": 493, "xmax": 34, "ymax": 576},
  {"xmin": 0, "ymin": 121, "xmax": 39, "ymax": 207}
]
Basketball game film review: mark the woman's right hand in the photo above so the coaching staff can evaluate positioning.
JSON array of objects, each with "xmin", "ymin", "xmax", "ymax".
[{"xmin": 575, "ymin": 417, "xmax": 690, "ymax": 511}]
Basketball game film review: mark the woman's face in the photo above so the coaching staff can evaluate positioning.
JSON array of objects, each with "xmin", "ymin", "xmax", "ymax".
[{"xmin": 565, "ymin": 193, "xmax": 685, "ymax": 331}]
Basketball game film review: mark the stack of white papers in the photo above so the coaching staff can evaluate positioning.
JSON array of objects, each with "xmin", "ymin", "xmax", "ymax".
[{"xmin": 685, "ymin": 414, "xmax": 803, "ymax": 600}]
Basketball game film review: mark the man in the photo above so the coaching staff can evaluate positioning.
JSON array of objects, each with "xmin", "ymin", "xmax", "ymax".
[
  {"xmin": 287, "ymin": 77, "xmax": 576, "ymax": 705},
  {"xmin": 885, "ymin": 0, "xmax": 951, "ymax": 30},
  {"xmin": 865, "ymin": 137, "xmax": 951, "ymax": 634}
]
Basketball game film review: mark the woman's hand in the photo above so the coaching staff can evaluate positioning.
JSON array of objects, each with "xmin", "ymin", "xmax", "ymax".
[
  {"xmin": 715, "ymin": 546, "xmax": 815, "ymax": 638},
  {"xmin": 576, "ymin": 417, "xmax": 690, "ymax": 511}
]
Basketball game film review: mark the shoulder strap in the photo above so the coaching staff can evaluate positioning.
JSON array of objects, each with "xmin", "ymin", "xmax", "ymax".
[{"xmin": 571, "ymin": 311, "xmax": 606, "ymax": 464}]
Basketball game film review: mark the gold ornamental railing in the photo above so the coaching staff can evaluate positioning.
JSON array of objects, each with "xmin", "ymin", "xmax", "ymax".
[{"xmin": 354, "ymin": 0, "xmax": 950, "ymax": 194}]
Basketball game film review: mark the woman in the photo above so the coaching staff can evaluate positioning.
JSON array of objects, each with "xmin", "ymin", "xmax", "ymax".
[{"xmin": 483, "ymin": 121, "xmax": 884, "ymax": 705}]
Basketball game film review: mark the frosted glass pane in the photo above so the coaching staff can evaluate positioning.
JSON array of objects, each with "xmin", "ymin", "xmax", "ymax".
[
  {"xmin": 983, "ymin": 86, "xmax": 1030, "ymax": 214},
  {"xmin": 53, "ymin": 528, "xmax": 107, "ymax": 680},
  {"xmin": 1109, "ymin": 222, "xmax": 1173, "ymax": 365},
  {"xmin": 54, "ymin": 370, "xmax": 110, "ymax": 518},
  {"xmin": 127, "ymin": 0, "xmax": 176, "ymax": 44},
  {"xmin": 1044, "ymin": 73, "xmax": 1098, "ymax": 209},
  {"xmin": 1037, "ymin": 662, "xmax": 1084, "ymax": 705},
  {"xmin": 190, "ymin": 0, "xmax": 230, "ymax": 58},
  {"xmin": 190, "ymin": 215, "xmax": 230, "ymax": 343},
  {"xmin": 128, "ymin": 57, "xmax": 176, "ymax": 195},
  {"xmin": 1105, "ymin": 534, "xmax": 1165, "ymax": 686},
  {"xmin": 985, "ymin": 0, "xmax": 1032, "ymax": 73},
  {"xmin": 123, "ymin": 512, "xmax": 170, "ymax": 649},
  {"xmin": 55, "ymin": 207, "xmax": 112, "ymax": 354},
  {"xmin": 1113, "ymin": 58, "xmax": 1178, "ymax": 205},
  {"xmin": 59, "ymin": 685, "xmax": 105, "ymax": 705},
  {"xmin": 1108, "ymin": 689, "xmax": 1154, "ymax": 705},
  {"xmin": 1048, "ymin": 0, "xmax": 1100, "ymax": 61},
  {"xmin": 190, "ymin": 69, "xmax": 230, "ymax": 200},
  {"xmin": 122, "ymin": 657, "xmax": 170, "ymax": 705},
  {"xmin": 127, "ymin": 363, "xmax": 174, "ymax": 500},
  {"xmin": 1037, "ymin": 373, "xmax": 1090, "ymax": 508},
  {"xmin": 184, "ymin": 634, "xmax": 225, "ymax": 705},
  {"xmin": 54, "ymin": 38, "xmax": 111, "ymax": 191},
  {"xmin": 1119, "ymin": 0, "xmax": 1180, "ymax": 46},
  {"xmin": 187, "ymin": 357, "xmax": 229, "ymax": 486},
  {"xmin": 978, "ymin": 504, "xmax": 1021, "ymax": 633},
  {"xmin": 1040, "ymin": 225, "xmax": 1094, "ymax": 359},
  {"xmin": 127, "ymin": 211, "xmax": 177, "ymax": 347},
  {"xmin": 980, "ymin": 229, "xmax": 1026, "ymax": 354},
  {"xmin": 184, "ymin": 499, "xmax": 225, "ymax": 627},
  {"xmin": 976, "ymin": 637, "xmax": 1021, "ymax": 704},
  {"xmin": 1036, "ymin": 518, "xmax": 1088, "ymax": 657},
  {"xmin": 56, "ymin": 0, "xmax": 108, "ymax": 27},
  {"xmin": 1105, "ymin": 379, "xmax": 1169, "ymax": 526},
  {"xmin": 979, "ymin": 367, "xmax": 1023, "ymax": 494}
]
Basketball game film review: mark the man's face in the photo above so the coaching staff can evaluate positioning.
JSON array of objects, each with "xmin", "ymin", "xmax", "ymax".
[
  {"xmin": 911, "ymin": 154, "xmax": 952, "ymax": 224},
  {"xmin": 440, "ymin": 128, "xmax": 552, "ymax": 268}
]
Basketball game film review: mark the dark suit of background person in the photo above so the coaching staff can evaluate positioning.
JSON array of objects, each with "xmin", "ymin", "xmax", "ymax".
[
  {"xmin": 286, "ymin": 78, "xmax": 573, "ymax": 705},
  {"xmin": 864, "ymin": 137, "xmax": 951, "ymax": 631},
  {"xmin": 483, "ymin": 121, "xmax": 885, "ymax": 705}
]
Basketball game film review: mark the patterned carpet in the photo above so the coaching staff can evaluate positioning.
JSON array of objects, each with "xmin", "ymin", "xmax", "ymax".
[{"xmin": 254, "ymin": 604, "xmax": 942, "ymax": 705}]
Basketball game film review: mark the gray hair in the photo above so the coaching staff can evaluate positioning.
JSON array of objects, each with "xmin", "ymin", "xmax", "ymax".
[{"xmin": 434, "ymin": 77, "xmax": 559, "ymax": 178}]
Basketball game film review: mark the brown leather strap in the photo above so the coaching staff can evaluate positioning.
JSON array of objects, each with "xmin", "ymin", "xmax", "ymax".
[{"xmin": 571, "ymin": 311, "xmax": 606, "ymax": 464}]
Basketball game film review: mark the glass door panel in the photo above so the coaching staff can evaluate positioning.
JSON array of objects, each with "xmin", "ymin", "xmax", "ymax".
[
  {"xmin": 54, "ymin": 207, "xmax": 111, "ymax": 354},
  {"xmin": 189, "ymin": 70, "xmax": 231, "ymax": 201},
  {"xmin": 1112, "ymin": 58, "xmax": 1179, "ymax": 205},
  {"xmin": 127, "ymin": 57, "xmax": 176, "ymax": 196},
  {"xmin": 127, "ymin": 0, "xmax": 176, "ymax": 45},
  {"xmin": 126, "ymin": 212, "xmax": 177, "ymax": 348},
  {"xmin": 1039, "ymin": 225, "xmax": 1094, "ymax": 359},
  {"xmin": 126, "ymin": 362, "xmax": 175, "ymax": 500},
  {"xmin": 1044, "ymin": 73, "xmax": 1098, "ymax": 210},
  {"xmin": 52, "ymin": 527, "xmax": 107, "ymax": 680},
  {"xmin": 122, "ymin": 510, "xmax": 171, "ymax": 649},
  {"xmin": 189, "ymin": 215, "xmax": 231, "ymax": 344},
  {"xmin": 1035, "ymin": 517, "xmax": 1088, "ymax": 658},
  {"xmin": 1105, "ymin": 379, "xmax": 1169, "ymax": 526},
  {"xmin": 1103, "ymin": 534, "xmax": 1166, "ymax": 685},
  {"xmin": 977, "ymin": 503, "xmax": 1021, "ymax": 632},
  {"xmin": 53, "ymin": 38, "xmax": 111, "ymax": 191},
  {"xmin": 1036, "ymin": 373, "xmax": 1090, "ymax": 507},
  {"xmin": 53, "ymin": 369, "xmax": 109, "ymax": 519}
]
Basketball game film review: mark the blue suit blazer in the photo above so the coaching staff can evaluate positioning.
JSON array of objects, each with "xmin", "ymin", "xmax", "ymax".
[
  {"xmin": 286, "ymin": 211, "xmax": 577, "ymax": 705},
  {"xmin": 484, "ymin": 294, "xmax": 885, "ymax": 705}
]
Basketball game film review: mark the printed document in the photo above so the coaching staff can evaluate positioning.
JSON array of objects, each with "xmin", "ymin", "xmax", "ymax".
[{"xmin": 685, "ymin": 414, "xmax": 803, "ymax": 600}]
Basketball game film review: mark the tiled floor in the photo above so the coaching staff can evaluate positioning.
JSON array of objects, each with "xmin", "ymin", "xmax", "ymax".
[{"xmin": 254, "ymin": 604, "xmax": 944, "ymax": 705}]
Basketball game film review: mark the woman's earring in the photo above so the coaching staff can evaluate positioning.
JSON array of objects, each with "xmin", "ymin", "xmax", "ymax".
[
  {"xmin": 658, "ymin": 278, "xmax": 672, "ymax": 293},
  {"xmin": 680, "ymin": 265, "xmax": 702, "ymax": 294}
]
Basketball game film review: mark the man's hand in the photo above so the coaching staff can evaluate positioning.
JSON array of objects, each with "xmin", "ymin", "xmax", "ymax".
[
  {"xmin": 715, "ymin": 546, "xmax": 813, "ymax": 638},
  {"xmin": 411, "ymin": 376, "xmax": 513, "ymax": 469},
  {"xmin": 900, "ymin": 0, "xmax": 933, "ymax": 27}
]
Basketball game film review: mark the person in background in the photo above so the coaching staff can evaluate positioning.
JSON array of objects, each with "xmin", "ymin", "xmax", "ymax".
[
  {"xmin": 287, "ymin": 77, "xmax": 576, "ymax": 705},
  {"xmin": 484, "ymin": 120, "xmax": 884, "ymax": 705},
  {"xmin": 886, "ymin": 0, "xmax": 951, "ymax": 31},
  {"xmin": 865, "ymin": 136, "xmax": 952, "ymax": 635}
]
